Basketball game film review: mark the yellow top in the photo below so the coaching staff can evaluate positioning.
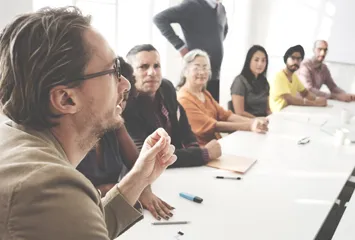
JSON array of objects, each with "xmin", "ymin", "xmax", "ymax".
[{"xmin": 269, "ymin": 70, "xmax": 305, "ymax": 112}]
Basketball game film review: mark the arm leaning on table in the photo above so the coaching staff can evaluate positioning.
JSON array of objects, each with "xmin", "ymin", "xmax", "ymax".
[
  {"xmin": 173, "ymin": 103, "xmax": 214, "ymax": 165},
  {"xmin": 298, "ymin": 62, "xmax": 334, "ymax": 98},
  {"xmin": 178, "ymin": 93, "xmax": 268, "ymax": 140},
  {"xmin": 123, "ymin": 102, "xmax": 207, "ymax": 168},
  {"xmin": 208, "ymin": 92, "xmax": 268, "ymax": 134},
  {"xmin": 298, "ymin": 62, "xmax": 353, "ymax": 101},
  {"xmin": 103, "ymin": 128, "xmax": 177, "ymax": 238},
  {"xmin": 218, "ymin": 112, "xmax": 269, "ymax": 134},
  {"xmin": 281, "ymin": 89, "xmax": 327, "ymax": 107},
  {"xmin": 276, "ymin": 74, "xmax": 327, "ymax": 107},
  {"xmin": 322, "ymin": 66, "xmax": 355, "ymax": 101},
  {"xmin": 115, "ymin": 125, "xmax": 175, "ymax": 221}
]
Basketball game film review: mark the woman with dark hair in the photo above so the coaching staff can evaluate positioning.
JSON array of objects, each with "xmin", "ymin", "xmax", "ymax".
[
  {"xmin": 230, "ymin": 45, "xmax": 271, "ymax": 117},
  {"xmin": 77, "ymin": 57, "xmax": 174, "ymax": 221}
]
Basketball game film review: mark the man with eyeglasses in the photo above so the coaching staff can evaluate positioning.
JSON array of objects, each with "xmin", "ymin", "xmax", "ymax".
[
  {"xmin": 76, "ymin": 57, "xmax": 177, "ymax": 222},
  {"xmin": 123, "ymin": 44, "xmax": 221, "ymax": 169},
  {"xmin": 297, "ymin": 40, "xmax": 355, "ymax": 102},
  {"xmin": 269, "ymin": 45, "xmax": 327, "ymax": 112},
  {"xmin": 0, "ymin": 7, "xmax": 177, "ymax": 240}
]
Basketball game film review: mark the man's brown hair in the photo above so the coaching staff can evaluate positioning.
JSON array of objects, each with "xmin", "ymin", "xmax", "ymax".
[{"xmin": 0, "ymin": 6, "xmax": 92, "ymax": 130}]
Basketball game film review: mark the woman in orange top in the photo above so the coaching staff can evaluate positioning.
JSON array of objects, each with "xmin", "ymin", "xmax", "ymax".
[{"xmin": 177, "ymin": 49, "xmax": 269, "ymax": 146}]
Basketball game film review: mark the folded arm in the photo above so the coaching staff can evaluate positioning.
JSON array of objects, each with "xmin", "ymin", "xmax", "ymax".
[{"xmin": 281, "ymin": 89, "xmax": 326, "ymax": 107}]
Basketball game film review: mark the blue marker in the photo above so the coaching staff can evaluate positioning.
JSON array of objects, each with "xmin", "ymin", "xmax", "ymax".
[{"xmin": 179, "ymin": 192, "xmax": 203, "ymax": 203}]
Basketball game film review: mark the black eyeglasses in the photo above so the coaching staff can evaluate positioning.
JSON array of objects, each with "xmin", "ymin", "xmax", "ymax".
[{"xmin": 75, "ymin": 57, "xmax": 121, "ymax": 81}]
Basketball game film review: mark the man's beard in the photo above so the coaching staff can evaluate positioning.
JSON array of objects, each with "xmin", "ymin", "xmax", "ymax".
[
  {"xmin": 94, "ymin": 114, "xmax": 123, "ymax": 138},
  {"xmin": 286, "ymin": 64, "xmax": 299, "ymax": 73},
  {"xmin": 74, "ymin": 102, "xmax": 123, "ymax": 151}
]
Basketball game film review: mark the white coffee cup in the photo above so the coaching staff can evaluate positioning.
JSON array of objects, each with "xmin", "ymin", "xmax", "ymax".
[
  {"xmin": 334, "ymin": 128, "xmax": 349, "ymax": 146},
  {"xmin": 341, "ymin": 109, "xmax": 352, "ymax": 124}
]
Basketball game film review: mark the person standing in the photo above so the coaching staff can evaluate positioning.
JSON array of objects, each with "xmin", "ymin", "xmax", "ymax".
[{"xmin": 153, "ymin": 0, "xmax": 228, "ymax": 102}]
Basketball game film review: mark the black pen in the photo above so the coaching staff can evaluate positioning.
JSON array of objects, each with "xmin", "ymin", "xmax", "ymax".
[{"xmin": 216, "ymin": 176, "xmax": 242, "ymax": 180}]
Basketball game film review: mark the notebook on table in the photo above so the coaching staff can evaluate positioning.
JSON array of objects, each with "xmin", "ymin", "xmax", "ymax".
[{"xmin": 206, "ymin": 154, "xmax": 257, "ymax": 174}]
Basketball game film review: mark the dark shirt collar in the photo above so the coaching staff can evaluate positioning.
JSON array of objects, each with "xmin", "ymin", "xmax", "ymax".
[
  {"xmin": 136, "ymin": 85, "xmax": 165, "ymax": 102},
  {"xmin": 134, "ymin": 86, "xmax": 165, "ymax": 113}
]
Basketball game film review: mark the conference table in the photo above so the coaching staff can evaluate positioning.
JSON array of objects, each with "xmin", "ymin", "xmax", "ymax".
[
  {"xmin": 333, "ymin": 191, "xmax": 355, "ymax": 240},
  {"xmin": 120, "ymin": 100, "xmax": 355, "ymax": 240}
]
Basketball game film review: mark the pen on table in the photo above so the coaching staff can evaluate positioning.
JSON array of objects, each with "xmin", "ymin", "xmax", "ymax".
[
  {"xmin": 320, "ymin": 120, "xmax": 328, "ymax": 127},
  {"xmin": 152, "ymin": 221, "xmax": 190, "ymax": 225},
  {"xmin": 297, "ymin": 136, "xmax": 310, "ymax": 145},
  {"xmin": 216, "ymin": 176, "xmax": 242, "ymax": 180},
  {"xmin": 179, "ymin": 192, "xmax": 203, "ymax": 203}
]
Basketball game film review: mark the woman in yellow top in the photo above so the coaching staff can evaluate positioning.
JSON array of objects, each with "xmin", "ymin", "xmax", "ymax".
[{"xmin": 176, "ymin": 49, "xmax": 269, "ymax": 146}]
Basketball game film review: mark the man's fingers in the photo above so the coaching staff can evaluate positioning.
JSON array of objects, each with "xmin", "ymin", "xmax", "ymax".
[
  {"xmin": 160, "ymin": 145, "xmax": 176, "ymax": 164},
  {"xmin": 156, "ymin": 139, "xmax": 172, "ymax": 160},
  {"xmin": 146, "ymin": 128, "xmax": 169, "ymax": 147},
  {"xmin": 147, "ymin": 136, "xmax": 167, "ymax": 156},
  {"xmin": 163, "ymin": 154, "xmax": 177, "ymax": 167}
]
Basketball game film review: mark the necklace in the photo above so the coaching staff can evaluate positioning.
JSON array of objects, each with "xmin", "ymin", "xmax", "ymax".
[{"xmin": 188, "ymin": 89, "xmax": 205, "ymax": 102}]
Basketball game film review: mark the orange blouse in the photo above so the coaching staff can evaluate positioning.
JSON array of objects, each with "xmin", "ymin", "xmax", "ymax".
[{"xmin": 177, "ymin": 89, "xmax": 233, "ymax": 146}]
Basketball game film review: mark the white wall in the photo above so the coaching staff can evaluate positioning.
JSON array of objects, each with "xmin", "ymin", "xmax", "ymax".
[
  {"xmin": 0, "ymin": 0, "xmax": 77, "ymax": 30},
  {"xmin": 0, "ymin": 0, "xmax": 33, "ymax": 30},
  {"xmin": 219, "ymin": 0, "xmax": 355, "ymax": 109},
  {"xmin": 323, "ymin": 0, "xmax": 355, "ymax": 64}
]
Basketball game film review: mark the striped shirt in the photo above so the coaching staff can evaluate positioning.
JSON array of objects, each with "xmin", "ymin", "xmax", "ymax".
[
  {"xmin": 297, "ymin": 58, "xmax": 344, "ymax": 98},
  {"xmin": 154, "ymin": 93, "xmax": 210, "ymax": 162}
]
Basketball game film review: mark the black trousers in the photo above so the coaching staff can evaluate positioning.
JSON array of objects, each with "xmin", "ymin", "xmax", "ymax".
[{"xmin": 206, "ymin": 80, "xmax": 220, "ymax": 102}]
